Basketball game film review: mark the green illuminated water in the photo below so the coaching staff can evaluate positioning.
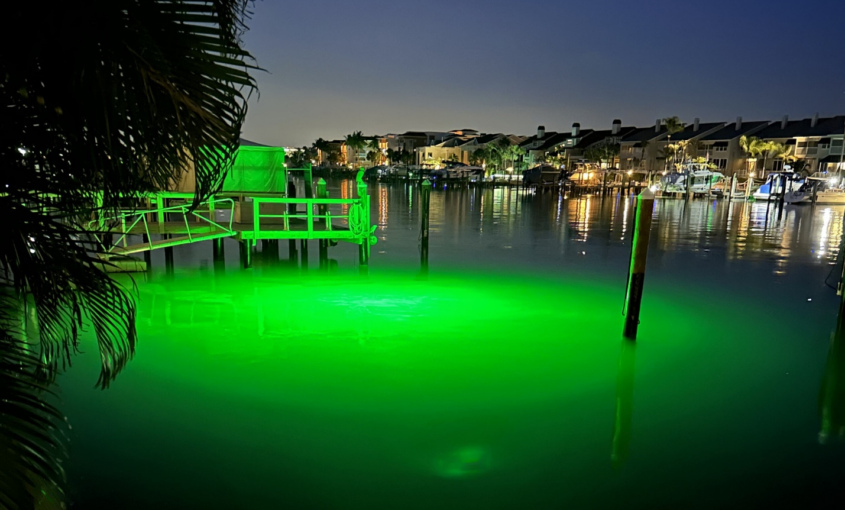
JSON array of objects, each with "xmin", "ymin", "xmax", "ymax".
[{"xmin": 61, "ymin": 183, "xmax": 845, "ymax": 508}]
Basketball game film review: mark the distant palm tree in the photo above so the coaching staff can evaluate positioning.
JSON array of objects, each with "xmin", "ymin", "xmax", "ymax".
[
  {"xmin": 470, "ymin": 148, "xmax": 486, "ymax": 167},
  {"xmin": 313, "ymin": 138, "xmax": 332, "ymax": 164},
  {"xmin": 366, "ymin": 138, "xmax": 383, "ymax": 166},
  {"xmin": 662, "ymin": 116, "xmax": 685, "ymax": 170},
  {"xmin": 506, "ymin": 144, "xmax": 527, "ymax": 171},
  {"xmin": 639, "ymin": 140, "xmax": 651, "ymax": 170},
  {"xmin": 659, "ymin": 144, "xmax": 678, "ymax": 171},
  {"xmin": 772, "ymin": 143, "xmax": 797, "ymax": 172},
  {"xmin": 739, "ymin": 135, "xmax": 766, "ymax": 176},
  {"xmin": 345, "ymin": 131, "xmax": 367, "ymax": 164},
  {"xmin": 761, "ymin": 141, "xmax": 781, "ymax": 174}
]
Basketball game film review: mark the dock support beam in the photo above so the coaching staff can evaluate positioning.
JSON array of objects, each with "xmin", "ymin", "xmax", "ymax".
[
  {"xmin": 317, "ymin": 178, "xmax": 329, "ymax": 269},
  {"xmin": 623, "ymin": 189, "xmax": 655, "ymax": 340},
  {"xmin": 611, "ymin": 339, "xmax": 636, "ymax": 468},
  {"xmin": 421, "ymin": 179, "xmax": 432, "ymax": 273},
  {"xmin": 163, "ymin": 234, "xmax": 174, "ymax": 276},
  {"xmin": 288, "ymin": 179, "xmax": 297, "ymax": 263},
  {"xmin": 213, "ymin": 237, "xmax": 225, "ymax": 271},
  {"xmin": 142, "ymin": 234, "xmax": 152, "ymax": 270},
  {"xmin": 240, "ymin": 240, "xmax": 252, "ymax": 269},
  {"xmin": 300, "ymin": 239, "xmax": 309, "ymax": 269},
  {"xmin": 356, "ymin": 168, "xmax": 371, "ymax": 273}
]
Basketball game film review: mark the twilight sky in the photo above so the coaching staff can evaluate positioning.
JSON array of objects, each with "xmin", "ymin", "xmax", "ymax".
[{"xmin": 240, "ymin": 0, "xmax": 845, "ymax": 147}]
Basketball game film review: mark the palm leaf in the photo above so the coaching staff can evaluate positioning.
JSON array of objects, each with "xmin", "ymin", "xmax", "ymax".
[{"xmin": 1, "ymin": 2, "xmax": 258, "ymax": 508}]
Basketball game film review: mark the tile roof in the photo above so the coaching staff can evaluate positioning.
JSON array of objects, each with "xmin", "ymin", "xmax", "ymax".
[
  {"xmin": 754, "ymin": 116, "xmax": 845, "ymax": 139},
  {"xmin": 699, "ymin": 121, "xmax": 771, "ymax": 141},
  {"xmin": 574, "ymin": 127, "xmax": 635, "ymax": 149},
  {"xmin": 533, "ymin": 132, "xmax": 573, "ymax": 151},
  {"xmin": 621, "ymin": 126, "xmax": 669, "ymax": 143},
  {"xmin": 519, "ymin": 131, "xmax": 560, "ymax": 148},
  {"xmin": 668, "ymin": 122, "xmax": 726, "ymax": 141}
]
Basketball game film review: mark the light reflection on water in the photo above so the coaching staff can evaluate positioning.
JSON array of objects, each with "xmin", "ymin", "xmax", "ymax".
[{"xmin": 62, "ymin": 180, "xmax": 845, "ymax": 509}]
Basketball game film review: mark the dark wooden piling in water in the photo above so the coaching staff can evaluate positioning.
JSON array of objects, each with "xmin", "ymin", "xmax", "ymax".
[
  {"xmin": 623, "ymin": 189, "xmax": 655, "ymax": 340},
  {"xmin": 287, "ymin": 179, "xmax": 297, "ymax": 257},
  {"xmin": 163, "ymin": 234, "xmax": 174, "ymax": 275},
  {"xmin": 213, "ymin": 237, "xmax": 225, "ymax": 271},
  {"xmin": 317, "ymin": 178, "xmax": 329, "ymax": 270},
  {"xmin": 420, "ymin": 179, "xmax": 432, "ymax": 272},
  {"xmin": 142, "ymin": 234, "xmax": 152, "ymax": 269},
  {"xmin": 357, "ymin": 170, "xmax": 370, "ymax": 271},
  {"xmin": 611, "ymin": 339, "xmax": 636, "ymax": 468},
  {"xmin": 240, "ymin": 240, "xmax": 252, "ymax": 268}
]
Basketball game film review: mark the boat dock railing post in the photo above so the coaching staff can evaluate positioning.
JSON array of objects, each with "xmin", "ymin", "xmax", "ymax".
[
  {"xmin": 730, "ymin": 175, "xmax": 737, "ymax": 199},
  {"xmin": 317, "ymin": 178, "xmax": 329, "ymax": 270},
  {"xmin": 287, "ymin": 179, "xmax": 298, "ymax": 264},
  {"xmin": 623, "ymin": 188, "xmax": 655, "ymax": 340},
  {"xmin": 356, "ymin": 168, "xmax": 371, "ymax": 271},
  {"xmin": 213, "ymin": 237, "xmax": 225, "ymax": 272},
  {"xmin": 685, "ymin": 169, "xmax": 692, "ymax": 201},
  {"xmin": 421, "ymin": 178, "xmax": 432, "ymax": 273}
]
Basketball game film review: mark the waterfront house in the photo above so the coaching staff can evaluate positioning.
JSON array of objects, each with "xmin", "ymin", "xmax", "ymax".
[
  {"xmin": 317, "ymin": 139, "xmax": 347, "ymax": 166},
  {"xmin": 520, "ymin": 124, "xmax": 589, "ymax": 167},
  {"xmin": 753, "ymin": 114, "xmax": 845, "ymax": 175},
  {"xmin": 696, "ymin": 117, "xmax": 770, "ymax": 176},
  {"xmin": 414, "ymin": 133, "xmax": 477, "ymax": 165},
  {"xmin": 458, "ymin": 133, "xmax": 524, "ymax": 165},
  {"xmin": 649, "ymin": 118, "xmax": 724, "ymax": 171},
  {"xmin": 564, "ymin": 120, "xmax": 636, "ymax": 169},
  {"xmin": 619, "ymin": 121, "xmax": 669, "ymax": 171}
]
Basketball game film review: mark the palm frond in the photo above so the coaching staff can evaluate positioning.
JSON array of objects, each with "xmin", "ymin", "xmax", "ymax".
[
  {"xmin": 1, "ymin": 2, "xmax": 259, "ymax": 508},
  {"xmin": 0, "ymin": 294, "xmax": 66, "ymax": 510}
]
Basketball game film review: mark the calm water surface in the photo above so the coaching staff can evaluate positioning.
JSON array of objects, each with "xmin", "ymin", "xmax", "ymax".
[{"xmin": 61, "ymin": 180, "xmax": 845, "ymax": 509}]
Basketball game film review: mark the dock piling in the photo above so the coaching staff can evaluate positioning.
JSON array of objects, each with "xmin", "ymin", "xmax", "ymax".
[
  {"xmin": 300, "ymin": 239, "xmax": 309, "ymax": 269},
  {"xmin": 611, "ymin": 339, "xmax": 636, "ymax": 468},
  {"xmin": 421, "ymin": 179, "xmax": 432, "ymax": 272},
  {"xmin": 623, "ymin": 189, "xmax": 655, "ymax": 340},
  {"xmin": 213, "ymin": 237, "xmax": 225, "ymax": 271},
  {"xmin": 240, "ymin": 240, "xmax": 252, "ymax": 268},
  {"xmin": 356, "ymin": 168, "xmax": 371, "ymax": 272},
  {"xmin": 288, "ymin": 179, "xmax": 297, "ymax": 260},
  {"xmin": 317, "ymin": 178, "xmax": 329, "ymax": 269}
]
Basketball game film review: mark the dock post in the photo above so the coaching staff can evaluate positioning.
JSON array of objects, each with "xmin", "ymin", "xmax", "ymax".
[
  {"xmin": 164, "ymin": 245, "xmax": 174, "ymax": 276},
  {"xmin": 623, "ymin": 189, "xmax": 655, "ymax": 340},
  {"xmin": 317, "ymin": 178, "xmax": 329, "ymax": 269},
  {"xmin": 213, "ymin": 237, "xmax": 225, "ymax": 271},
  {"xmin": 356, "ymin": 168, "xmax": 371, "ymax": 271},
  {"xmin": 240, "ymin": 240, "xmax": 252, "ymax": 268},
  {"xmin": 729, "ymin": 175, "xmax": 737, "ymax": 200},
  {"xmin": 684, "ymin": 170, "xmax": 692, "ymax": 201},
  {"xmin": 142, "ymin": 234, "xmax": 152, "ymax": 270},
  {"xmin": 611, "ymin": 339, "xmax": 636, "ymax": 468},
  {"xmin": 300, "ymin": 239, "xmax": 309, "ymax": 269},
  {"xmin": 421, "ymin": 178, "xmax": 432, "ymax": 272},
  {"xmin": 287, "ymin": 179, "xmax": 297, "ymax": 258}
]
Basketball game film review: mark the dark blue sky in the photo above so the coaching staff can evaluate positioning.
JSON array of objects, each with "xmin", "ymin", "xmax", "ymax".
[{"xmin": 241, "ymin": 0, "xmax": 845, "ymax": 146}]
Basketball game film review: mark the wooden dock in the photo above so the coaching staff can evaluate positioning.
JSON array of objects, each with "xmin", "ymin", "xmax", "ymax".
[{"xmin": 96, "ymin": 170, "xmax": 376, "ymax": 268}]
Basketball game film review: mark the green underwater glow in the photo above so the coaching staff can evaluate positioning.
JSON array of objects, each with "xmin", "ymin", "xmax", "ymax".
[{"xmin": 59, "ymin": 266, "xmax": 831, "ymax": 509}]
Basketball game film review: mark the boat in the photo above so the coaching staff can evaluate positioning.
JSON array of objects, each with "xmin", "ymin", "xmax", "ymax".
[
  {"xmin": 751, "ymin": 172, "xmax": 804, "ymax": 201},
  {"xmin": 522, "ymin": 164, "xmax": 566, "ymax": 187},
  {"xmin": 444, "ymin": 163, "xmax": 484, "ymax": 180},
  {"xmin": 657, "ymin": 162, "xmax": 724, "ymax": 194},
  {"xmin": 784, "ymin": 177, "xmax": 845, "ymax": 205},
  {"xmin": 709, "ymin": 176, "xmax": 757, "ymax": 200}
]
